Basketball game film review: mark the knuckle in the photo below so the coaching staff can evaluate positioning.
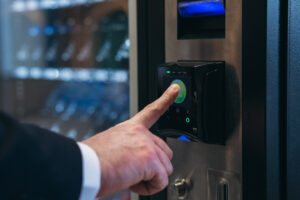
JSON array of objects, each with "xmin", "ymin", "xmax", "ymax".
[
  {"xmin": 114, "ymin": 121, "xmax": 129, "ymax": 130},
  {"xmin": 145, "ymin": 103, "xmax": 162, "ymax": 115},
  {"xmin": 144, "ymin": 147, "xmax": 156, "ymax": 160},
  {"xmin": 162, "ymin": 93, "xmax": 171, "ymax": 103},
  {"xmin": 143, "ymin": 104, "xmax": 152, "ymax": 113},
  {"xmin": 149, "ymin": 104, "xmax": 163, "ymax": 114},
  {"xmin": 133, "ymin": 124, "xmax": 147, "ymax": 132},
  {"xmin": 145, "ymin": 102, "xmax": 154, "ymax": 110}
]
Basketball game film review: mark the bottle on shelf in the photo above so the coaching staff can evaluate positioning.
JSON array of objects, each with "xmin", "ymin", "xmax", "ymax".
[
  {"xmin": 94, "ymin": 10, "xmax": 129, "ymax": 69},
  {"xmin": 43, "ymin": 21, "xmax": 58, "ymax": 67},
  {"xmin": 114, "ymin": 37, "xmax": 130, "ymax": 66},
  {"xmin": 76, "ymin": 40, "xmax": 92, "ymax": 63},
  {"xmin": 45, "ymin": 39, "xmax": 59, "ymax": 67},
  {"xmin": 14, "ymin": 14, "xmax": 32, "ymax": 68},
  {"xmin": 29, "ymin": 24, "xmax": 46, "ymax": 68},
  {"xmin": 60, "ymin": 17, "xmax": 77, "ymax": 66},
  {"xmin": 55, "ymin": 14, "xmax": 73, "ymax": 68}
]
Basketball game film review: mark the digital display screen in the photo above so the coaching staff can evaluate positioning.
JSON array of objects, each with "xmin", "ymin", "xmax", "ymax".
[{"xmin": 178, "ymin": 0, "xmax": 225, "ymax": 18}]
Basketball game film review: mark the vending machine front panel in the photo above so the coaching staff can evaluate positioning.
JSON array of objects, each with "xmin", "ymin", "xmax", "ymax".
[{"xmin": 163, "ymin": 0, "xmax": 242, "ymax": 198}]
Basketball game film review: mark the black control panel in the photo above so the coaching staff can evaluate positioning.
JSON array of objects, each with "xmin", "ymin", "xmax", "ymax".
[{"xmin": 157, "ymin": 62, "xmax": 225, "ymax": 144}]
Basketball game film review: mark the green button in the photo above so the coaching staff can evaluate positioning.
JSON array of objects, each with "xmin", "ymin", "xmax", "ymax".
[
  {"xmin": 186, "ymin": 117, "xmax": 191, "ymax": 123},
  {"xmin": 172, "ymin": 79, "xmax": 187, "ymax": 104}
]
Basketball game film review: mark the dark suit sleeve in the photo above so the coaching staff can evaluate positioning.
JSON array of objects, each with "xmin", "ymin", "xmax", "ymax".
[{"xmin": 0, "ymin": 111, "xmax": 83, "ymax": 200}]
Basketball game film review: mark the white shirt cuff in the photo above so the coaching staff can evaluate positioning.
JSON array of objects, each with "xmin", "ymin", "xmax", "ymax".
[{"xmin": 77, "ymin": 142, "xmax": 101, "ymax": 200}]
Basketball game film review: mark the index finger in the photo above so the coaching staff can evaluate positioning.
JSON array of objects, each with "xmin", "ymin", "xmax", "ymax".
[{"xmin": 130, "ymin": 84, "xmax": 180, "ymax": 129}]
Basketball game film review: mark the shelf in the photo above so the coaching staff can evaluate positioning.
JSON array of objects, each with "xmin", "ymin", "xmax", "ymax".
[
  {"xmin": 11, "ymin": 0, "xmax": 107, "ymax": 12},
  {"xmin": 11, "ymin": 66, "xmax": 128, "ymax": 83}
]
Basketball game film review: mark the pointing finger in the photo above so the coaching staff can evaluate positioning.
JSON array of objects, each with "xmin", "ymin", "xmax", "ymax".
[{"xmin": 131, "ymin": 84, "xmax": 180, "ymax": 129}]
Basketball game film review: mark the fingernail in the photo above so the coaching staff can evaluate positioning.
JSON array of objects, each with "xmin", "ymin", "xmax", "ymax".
[{"xmin": 169, "ymin": 84, "xmax": 180, "ymax": 93}]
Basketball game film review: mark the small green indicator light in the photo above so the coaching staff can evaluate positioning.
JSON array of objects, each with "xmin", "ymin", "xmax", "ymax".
[
  {"xmin": 186, "ymin": 117, "xmax": 191, "ymax": 123},
  {"xmin": 166, "ymin": 70, "xmax": 171, "ymax": 74}
]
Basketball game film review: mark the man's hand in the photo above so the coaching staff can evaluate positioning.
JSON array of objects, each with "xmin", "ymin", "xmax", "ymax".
[{"xmin": 83, "ymin": 84, "xmax": 180, "ymax": 197}]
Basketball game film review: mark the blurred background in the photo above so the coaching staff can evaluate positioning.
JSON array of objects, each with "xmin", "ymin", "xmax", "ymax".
[{"xmin": 0, "ymin": 0, "xmax": 130, "ymax": 199}]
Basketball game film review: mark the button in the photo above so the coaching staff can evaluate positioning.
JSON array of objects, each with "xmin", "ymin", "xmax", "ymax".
[{"xmin": 172, "ymin": 79, "xmax": 187, "ymax": 104}]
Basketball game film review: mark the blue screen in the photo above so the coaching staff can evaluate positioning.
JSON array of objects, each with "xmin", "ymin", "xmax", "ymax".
[{"xmin": 178, "ymin": 0, "xmax": 225, "ymax": 18}]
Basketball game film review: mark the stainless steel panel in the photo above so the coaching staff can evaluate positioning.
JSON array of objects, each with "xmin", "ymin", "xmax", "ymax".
[
  {"xmin": 165, "ymin": 0, "xmax": 242, "ymax": 199},
  {"xmin": 129, "ymin": 0, "xmax": 139, "ymax": 198},
  {"xmin": 129, "ymin": 0, "xmax": 139, "ymax": 118}
]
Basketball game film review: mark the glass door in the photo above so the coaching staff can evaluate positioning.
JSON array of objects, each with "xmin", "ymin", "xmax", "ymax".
[{"xmin": 0, "ymin": 0, "xmax": 130, "ymax": 199}]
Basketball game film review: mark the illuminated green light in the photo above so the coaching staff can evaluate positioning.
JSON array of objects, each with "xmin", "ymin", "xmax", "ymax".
[
  {"xmin": 166, "ymin": 70, "xmax": 171, "ymax": 74},
  {"xmin": 171, "ymin": 79, "xmax": 187, "ymax": 104},
  {"xmin": 186, "ymin": 117, "xmax": 191, "ymax": 123}
]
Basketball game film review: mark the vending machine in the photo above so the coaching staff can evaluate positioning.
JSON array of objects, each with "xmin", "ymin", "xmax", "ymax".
[
  {"xmin": 129, "ymin": 0, "xmax": 300, "ymax": 199},
  {"xmin": 0, "ymin": 0, "xmax": 130, "ymax": 199}
]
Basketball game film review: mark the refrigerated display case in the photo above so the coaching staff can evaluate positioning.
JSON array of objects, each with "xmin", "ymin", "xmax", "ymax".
[{"xmin": 0, "ymin": 0, "xmax": 130, "ymax": 199}]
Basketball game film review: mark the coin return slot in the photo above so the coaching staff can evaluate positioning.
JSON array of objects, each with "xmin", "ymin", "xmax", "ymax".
[{"xmin": 217, "ymin": 179, "xmax": 229, "ymax": 200}]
